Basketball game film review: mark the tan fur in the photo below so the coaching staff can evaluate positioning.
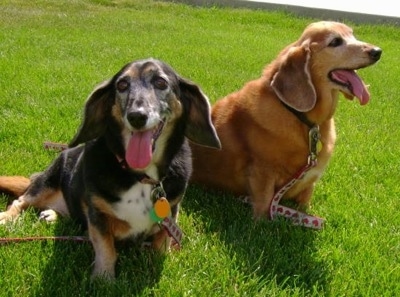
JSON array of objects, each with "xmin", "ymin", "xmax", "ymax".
[
  {"xmin": 89, "ymin": 223, "xmax": 118, "ymax": 279},
  {"xmin": 190, "ymin": 21, "xmax": 381, "ymax": 219},
  {"xmin": 0, "ymin": 176, "xmax": 30, "ymax": 198}
]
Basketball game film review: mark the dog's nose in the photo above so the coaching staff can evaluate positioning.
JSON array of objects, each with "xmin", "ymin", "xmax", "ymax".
[
  {"xmin": 127, "ymin": 111, "xmax": 148, "ymax": 129},
  {"xmin": 370, "ymin": 47, "xmax": 382, "ymax": 61}
]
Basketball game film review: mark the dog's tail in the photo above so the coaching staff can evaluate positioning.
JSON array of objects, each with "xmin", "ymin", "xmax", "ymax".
[{"xmin": 0, "ymin": 176, "xmax": 31, "ymax": 198}]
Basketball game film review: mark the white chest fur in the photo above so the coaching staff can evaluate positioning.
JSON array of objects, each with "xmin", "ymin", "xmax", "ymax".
[{"xmin": 113, "ymin": 182, "xmax": 156, "ymax": 238}]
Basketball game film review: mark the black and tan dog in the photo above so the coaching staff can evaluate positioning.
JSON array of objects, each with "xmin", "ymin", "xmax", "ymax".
[{"xmin": 0, "ymin": 58, "xmax": 220, "ymax": 279}]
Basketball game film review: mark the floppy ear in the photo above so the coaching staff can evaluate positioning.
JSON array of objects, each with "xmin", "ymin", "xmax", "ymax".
[
  {"xmin": 69, "ymin": 79, "xmax": 114, "ymax": 147},
  {"xmin": 179, "ymin": 78, "xmax": 221, "ymax": 149},
  {"xmin": 271, "ymin": 45, "xmax": 316, "ymax": 112}
]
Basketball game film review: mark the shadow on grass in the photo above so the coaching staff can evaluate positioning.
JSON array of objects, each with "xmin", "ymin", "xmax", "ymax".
[
  {"xmin": 30, "ymin": 219, "xmax": 165, "ymax": 297},
  {"xmin": 183, "ymin": 185, "xmax": 331, "ymax": 295}
]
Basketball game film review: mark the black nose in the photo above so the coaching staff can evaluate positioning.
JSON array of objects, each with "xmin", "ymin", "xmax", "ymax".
[
  {"xmin": 370, "ymin": 47, "xmax": 382, "ymax": 61},
  {"xmin": 127, "ymin": 111, "xmax": 148, "ymax": 129}
]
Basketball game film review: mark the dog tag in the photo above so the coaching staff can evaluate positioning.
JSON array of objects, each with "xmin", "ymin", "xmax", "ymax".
[
  {"xmin": 317, "ymin": 140, "xmax": 323, "ymax": 153},
  {"xmin": 309, "ymin": 126, "xmax": 321, "ymax": 160},
  {"xmin": 150, "ymin": 197, "xmax": 171, "ymax": 223},
  {"xmin": 154, "ymin": 197, "xmax": 171, "ymax": 218}
]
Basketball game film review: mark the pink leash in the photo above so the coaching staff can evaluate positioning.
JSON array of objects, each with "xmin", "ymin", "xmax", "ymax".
[
  {"xmin": 269, "ymin": 159, "xmax": 325, "ymax": 229},
  {"xmin": 269, "ymin": 126, "xmax": 325, "ymax": 230},
  {"xmin": 43, "ymin": 141, "xmax": 68, "ymax": 151}
]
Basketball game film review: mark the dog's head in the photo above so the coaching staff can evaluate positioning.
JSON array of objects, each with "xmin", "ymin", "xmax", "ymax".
[
  {"xmin": 271, "ymin": 21, "xmax": 382, "ymax": 113},
  {"xmin": 69, "ymin": 58, "xmax": 220, "ymax": 170}
]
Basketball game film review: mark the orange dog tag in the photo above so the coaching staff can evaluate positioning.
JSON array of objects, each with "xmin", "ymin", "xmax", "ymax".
[
  {"xmin": 154, "ymin": 197, "xmax": 170, "ymax": 218},
  {"xmin": 150, "ymin": 197, "xmax": 171, "ymax": 222}
]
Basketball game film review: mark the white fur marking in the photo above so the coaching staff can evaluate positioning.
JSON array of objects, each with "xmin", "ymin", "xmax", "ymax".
[
  {"xmin": 114, "ymin": 183, "xmax": 155, "ymax": 238},
  {"xmin": 39, "ymin": 209, "xmax": 58, "ymax": 222}
]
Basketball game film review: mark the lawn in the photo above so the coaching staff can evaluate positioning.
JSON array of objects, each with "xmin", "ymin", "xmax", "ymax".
[{"xmin": 0, "ymin": 0, "xmax": 399, "ymax": 296}]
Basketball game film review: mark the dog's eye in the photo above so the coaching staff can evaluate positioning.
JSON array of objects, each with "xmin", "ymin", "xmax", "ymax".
[
  {"xmin": 153, "ymin": 77, "xmax": 168, "ymax": 90},
  {"xmin": 116, "ymin": 80, "xmax": 129, "ymax": 92},
  {"xmin": 328, "ymin": 37, "xmax": 343, "ymax": 47}
]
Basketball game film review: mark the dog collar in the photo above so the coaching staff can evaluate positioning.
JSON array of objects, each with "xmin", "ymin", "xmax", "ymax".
[
  {"xmin": 114, "ymin": 153, "xmax": 131, "ymax": 170},
  {"xmin": 281, "ymin": 102, "xmax": 315, "ymax": 128},
  {"xmin": 270, "ymin": 125, "xmax": 325, "ymax": 229},
  {"xmin": 114, "ymin": 154, "xmax": 161, "ymax": 183}
]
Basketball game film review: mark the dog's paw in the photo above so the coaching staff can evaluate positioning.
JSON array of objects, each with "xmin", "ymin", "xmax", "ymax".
[
  {"xmin": 91, "ymin": 267, "xmax": 116, "ymax": 282},
  {"xmin": 0, "ymin": 211, "xmax": 16, "ymax": 225},
  {"xmin": 238, "ymin": 195, "xmax": 252, "ymax": 204},
  {"xmin": 39, "ymin": 209, "xmax": 58, "ymax": 222}
]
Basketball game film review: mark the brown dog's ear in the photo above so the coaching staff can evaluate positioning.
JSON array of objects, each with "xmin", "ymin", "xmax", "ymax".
[
  {"xmin": 69, "ymin": 79, "xmax": 113, "ymax": 147},
  {"xmin": 271, "ymin": 46, "xmax": 316, "ymax": 112},
  {"xmin": 179, "ymin": 78, "xmax": 221, "ymax": 149}
]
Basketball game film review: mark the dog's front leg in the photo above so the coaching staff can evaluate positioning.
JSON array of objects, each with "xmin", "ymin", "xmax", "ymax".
[
  {"xmin": 247, "ymin": 165, "xmax": 275, "ymax": 220},
  {"xmin": 152, "ymin": 227, "xmax": 171, "ymax": 252},
  {"xmin": 88, "ymin": 223, "xmax": 117, "ymax": 280}
]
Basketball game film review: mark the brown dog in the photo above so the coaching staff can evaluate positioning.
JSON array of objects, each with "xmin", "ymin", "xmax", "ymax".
[{"xmin": 190, "ymin": 21, "xmax": 381, "ymax": 224}]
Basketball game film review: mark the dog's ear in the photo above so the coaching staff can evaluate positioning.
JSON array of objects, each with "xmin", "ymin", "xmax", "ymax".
[
  {"xmin": 271, "ymin": 45, "xmax": 316, "ymax": 112},
  {"xmin": 179, "ymin": 78, "xmax": 221, "ymax": 149},
  {"xmin": 69, "ymin": 79, "xmax": 113, "ymax": 147}
]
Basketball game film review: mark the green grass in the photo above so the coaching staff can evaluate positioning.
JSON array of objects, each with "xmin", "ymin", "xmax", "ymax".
[{"xmin": 0, "ymin": 0, "xmax": 399, "ymax": 296}]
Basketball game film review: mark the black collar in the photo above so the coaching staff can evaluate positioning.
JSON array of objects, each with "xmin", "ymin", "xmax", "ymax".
[{"xmin": 281, "ymin": 101, "xmax": 315, "ymax": 128}]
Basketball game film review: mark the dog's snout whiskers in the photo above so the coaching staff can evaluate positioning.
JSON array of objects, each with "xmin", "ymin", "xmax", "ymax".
[{"xmin": 127, "ymin": 111, "xmax": 148, "ymax": 129}]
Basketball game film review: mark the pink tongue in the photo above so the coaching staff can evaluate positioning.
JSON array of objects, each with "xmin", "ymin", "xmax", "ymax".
[
  {"xmin": 331, "ymin": 70, "xmax": 370, "ymax": 105},
  {"xmin": 125, "ymin": 131, "xmax": 153, "ymax": 169}
]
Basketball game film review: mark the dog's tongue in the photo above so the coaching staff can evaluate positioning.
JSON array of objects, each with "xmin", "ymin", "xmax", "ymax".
[
  {"xmin": 331, "ymin": 70, "xmax": 370, "ymax": 105},
  {"xmin": 125, "ymin": 131, "xmax": 153, "ymax": 169}
]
